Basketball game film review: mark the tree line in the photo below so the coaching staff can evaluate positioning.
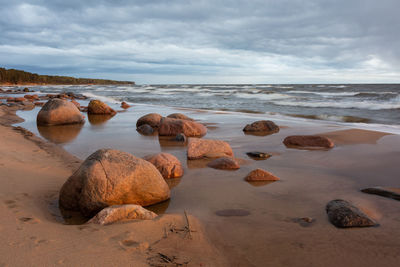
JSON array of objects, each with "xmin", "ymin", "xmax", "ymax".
[{"xmin": 0, "ymin": 67, "xmax": 134, "ymax": 85}]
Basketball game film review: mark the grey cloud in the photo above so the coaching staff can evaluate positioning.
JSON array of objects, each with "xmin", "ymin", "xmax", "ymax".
[{"xmin": 0, "ymin": 0, "xmax": 399, "ymax": 83}]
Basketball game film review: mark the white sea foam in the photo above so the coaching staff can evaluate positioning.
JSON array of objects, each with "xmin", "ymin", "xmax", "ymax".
[
  {"xmin": 272, "ymin": 99, "xmax": 400, "ymax": 110},
  {"xmin": 82, "ymin": 92, "xmax": 120, "ymax": 104},
  {"xmin": 235, "ymin": 93, "xmax": 292, "ymax": 101},
  {"xmin": 287, "ymin": 90, "xmax": 359, "ymax": 96}
]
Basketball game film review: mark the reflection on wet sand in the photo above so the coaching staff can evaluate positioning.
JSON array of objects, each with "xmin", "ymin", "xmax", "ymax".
[
  {"xmin": 245, "ymin": 180, "xmax": 277, "ymax": 187},
  {"xmin": 37, "ymin": 123, "xmax": 83, "ymax": 144},
  {"xmin": 158, "ymin": 135, "xmax": 187, "ymax": 147},
  {"xmin": 165, "ymin": 177, "xmax": 182, "ymax": 189},
  {"xmin": 88, "ymin": 114, "xmax": 114, "ymax": 126},
  {"xmin": 145, "ymin": 199, "xmax": 170, "ymax": 215}
]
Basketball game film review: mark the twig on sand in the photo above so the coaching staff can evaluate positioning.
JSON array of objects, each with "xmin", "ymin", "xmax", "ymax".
[{"xmin": 184, "ymin": 210, "xmax": 193, "ymax": 239}]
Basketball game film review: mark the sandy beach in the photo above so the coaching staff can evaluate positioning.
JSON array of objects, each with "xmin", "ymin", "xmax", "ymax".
[{"xmin": 1, "ymin": 94, "xmax": 400, "ymax": 266}]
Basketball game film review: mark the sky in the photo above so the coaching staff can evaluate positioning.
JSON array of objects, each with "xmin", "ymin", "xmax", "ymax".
[{"xmin": 0, "ymin": 0, "xmax": 399, "ymax": 84}]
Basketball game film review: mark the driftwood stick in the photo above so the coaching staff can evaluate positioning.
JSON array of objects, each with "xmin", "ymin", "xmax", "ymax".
[{"xmin": 184, "ymin": 210, "xmax": 192, "ymax": 239}]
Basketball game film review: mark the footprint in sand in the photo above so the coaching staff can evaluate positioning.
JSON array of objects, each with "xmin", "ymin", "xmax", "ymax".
[
  {"xmin": 4, "ymin": 200, "xmax": 18, "ymax": 209},
  {"xmin": 19, "ymin": 217, "xmax": 40, "ymax": 224}
]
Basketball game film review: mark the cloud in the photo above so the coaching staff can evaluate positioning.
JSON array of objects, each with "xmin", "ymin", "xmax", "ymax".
[{"xmin": 0, "ymin": 0, "xmax": 399, "ymax": 83}]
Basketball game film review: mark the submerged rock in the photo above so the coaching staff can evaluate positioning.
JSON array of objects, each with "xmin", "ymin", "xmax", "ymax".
[
  {"xmin": 59, "ymin": 149, "xmax": 170, "ymax": 217},
  {"xmin": 37, "ymin": 99, "xmax": 85, "ymax": 126},
  {"xmin": 136, "ymin": 113, "xmax": 163, "ymax": 129},
  {"xmin": 326, "ymin": 199, "xmax": 378, "ymax": 228},
  {"xmin": 173, "ymin": 133, "xmax": 187, "ymax": 142},
  {"xmin": 243, "ymin": 120, "xmax": 279, "ymax": 135},
  {"xmin": 158, "ymin": 117, "xmax": 207, "ymax": 137},
  {"xmin": 187, "ymin": 138, "xmax": 233, "ymax": 159},
  {"xmin": 207, "ymin": 157, "xmax": 240, "ymax": 170},
  {"xmin": 361, "ymin": 187, "xmax": 400, "ymax": 201},
  {"xmin": 121, "ymin": 101, "xmax": 131, "ymax": 109},
  {"xmin": 283, "ymin": 135, "xmax": 334, "ymax": 149},
  {"xmin": 244, "ymin": 168, "xmax": 279, "ymax": 181},
  {"xmin": 144, "ymin": 152, "xmax": 183, "ymax": 179},
  {"xmin": 87, "ymin": 100, "xmax": 116, "ymax": 115},
  {"xmin": 88, "ymin": 204, "xmax": 157, "ymax": 225},
  {"xmin": 137, "ymin": 124, "xmax": 154, "ymax": 135}
]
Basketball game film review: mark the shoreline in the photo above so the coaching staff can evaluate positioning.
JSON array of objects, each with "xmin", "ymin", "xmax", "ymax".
[{"xmin": 2, "ymin": 99, "xmax": 400, "ymax": 266}]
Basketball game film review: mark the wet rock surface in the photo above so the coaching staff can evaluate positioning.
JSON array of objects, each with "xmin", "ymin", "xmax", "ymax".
[
  {"xmin": 88, "ymin": 204, "xmax": 157, "ymax": 225},
  {"xmin": 283, "ymin": 135, "xmax": 334, "ymax": 149},
  {"xmin": 326, "ymin": 199, "xmax": 378, "ymax": 228},
  {"xmin": 245, "ymin": 168, "xmax": 279, "ymax": 181},
  {"xmin": 243, "ymin": 120, "xmax": 279, "ymax": 135},
  {"xmin": 187, "ymin": 138, "xmax": 233, "ymax": 159},
  {"xmin": 207, "ymin": 157, "xmax": 240, "ymax": 170},
  {"xmin": 144, "ymin": 152, "xmax": 183, "ymax": 179},
  {"xmin": 37, "ymin": 99, "xmax": 85, "ymax": 126},
  {"xmin": 361, "ymin": 187, "xmax": 400, "ymax": 201},
  {"xmin": 246, "ymin": 151, "xmax": 272, "ymax": 160}
]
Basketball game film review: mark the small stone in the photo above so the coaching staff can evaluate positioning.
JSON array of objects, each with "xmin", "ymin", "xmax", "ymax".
[
  {"xmin": 187, "ymin": 138, "xmax": 233, "ymax": 159},
  {"xmin": 283, "ymin": 135, "xmax": 334, "ymax": 149},
  {"xmin": 243, "ymin": 120, "xmax": 279, "ymax": 135},
  {"xmin": 88, "ymin": 100, "xmax": 116, "ymax": 115},
  {"xmin": 121, "ymin": 102, "xmax": 131, "ymax": 109},
  {"xmin": 246, "ymin": 151, "xmax": 272, "ymax": 160},
  {"xmin": 207, "ymin": 157, "xmax": 240, "ymax": 170},
  {"xmin": 144, "ymin": 153, "xmax": 183, "ymax": 179},
  {"xmin": 245, "ymin": 168, "xmax": 279, "ymax": 181}
]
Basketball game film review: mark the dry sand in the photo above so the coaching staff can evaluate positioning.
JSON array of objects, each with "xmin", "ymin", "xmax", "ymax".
[{"xmin": 1, "ymin": 103, "xmax": 400, "ymax": 267}]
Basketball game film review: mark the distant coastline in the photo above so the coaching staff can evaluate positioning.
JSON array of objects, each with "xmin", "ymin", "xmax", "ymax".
[{"xmin": 0, "ymin": 67, "xmax": 134, "ymax": 85}]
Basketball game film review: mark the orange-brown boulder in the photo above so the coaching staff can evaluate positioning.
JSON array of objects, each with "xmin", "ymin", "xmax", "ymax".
[
  {"xmin": 245, "ymin": 168, "xmax": 280, "ymax": 181},
  {"xmin": 24, "ymin": 94, "xmax": 39, "ymax": 101},
  {"xmin": 71, "ymin": 100, "xmax": 80, "ymax": 108},
  {"xmin": 121, "ymin": 101, "xmax": 131, "ymax": 109},
  {"xmin": 136, "ymin": 113, "xmax": 163, "ymax": 129},
  {"xmin": 167, "ymin": 113, "xmax": 194, "ymax": 121},
  {"xmin": 283, "ymin": 135, "xmax": 334, "ymax": 149},
  {"xmin": 187, "ymin": 138, "xmax": 233, "ymax": 159},
  {"xmin": 144, "ymin": 152, "xmax": 183, "ymax": 179},
  {"xmin": 14, "ymin": 97, "xmax": 26, "ymax": 103},
  {"xmin": 158, "ymin": 117, "xmax": 207, "ymax": 137},
  {"xmin": 88, "ymin": 100, "xmax": 116, "ymax": 115},
  {"xmin": 59, "ymin": 149, "xmax": 170, "ymax": 217},
  {"xmin": 37, "ymin": 99, "xmax": 85, "ymax": 126},
  {"xmin": 207, "ymin": 157, "xmax": 240, "ymax": 170},
  {"xmin": 88, "ymin": 204, "xmax": 157, "ymax": 225},
  {"xmin": 243, "ymin": 120, "xmax": 279, "ymax": 134},
  {"xmin": 6, "ymin": 97, "xmax": 15, "ymax": 102}
]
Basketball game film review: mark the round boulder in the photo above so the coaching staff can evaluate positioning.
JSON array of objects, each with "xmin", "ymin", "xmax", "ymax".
[
  {"xmin": 243, "ymin": 120, "xmax": 279, "ymax": 135},
  {"xmin": 167, "ymin": 113, "xmax": 194, "ymax": 121},
  {"xmin": 283, "ymin": 135, "xmax": 334, "ymax": 149},
  {"xmin": 37, "ymin": 99, "xmax": 85, "ymax": 126},
  {"xmin": 158, "ymin": 117, "xmax": 207, "ymax": 137},
  {"xmin": 144, "ymin": 153, "xmax": 183, "ymax": 179},
  {"xmin": 136, "ymin": 113, "xmax": 163, "ymax": 129},
  {"xmin": 187, "ymin": 138, "xmax": 233, "ymax": 159},
  {"xmin": 88, "ymin": 100, "xmax": 116, "ymax": 115},
  {"xmin": 59, "ymin": 149, "xmax": 170, "ymax": 217}
]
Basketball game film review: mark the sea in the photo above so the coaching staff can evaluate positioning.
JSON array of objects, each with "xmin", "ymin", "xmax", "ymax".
[{"xmin": 21, "ymin": 83, "xmax": 400, "ymax": 131}]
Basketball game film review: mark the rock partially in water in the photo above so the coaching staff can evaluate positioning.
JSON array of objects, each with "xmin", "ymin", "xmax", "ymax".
[
  {"xmin": 136, "ymin": 113, "xmax": 163, "ymax": 129},
  {"xmin": 283, "ymin": 135, "xmax": 334, "ymax": 149},
  {"xmin": 88, "ymin": 204, "xmax": 157, "ymax": 225},
  {"xmin": 158, "ymin": 117, "xmax": 207, "ymax": 137},
  {"xmin": 167, "ymin": 113, "xmax": 194, "ymax": 121},
  {"xmin": 144, "ymin": 152, "xmax": 183, "ymax": 179},
  {"xmin": 59, "ymin": 149, "xmax": 170, "ymax": 217},
  {"xmin": 173, "ymin": 133, "xmax": 187, "ymax": 142},
  {"xmin": 88, "ymin": 100, "xmax": 116, "ymax": 115},
  {"xmin": 37, "ymin": 99, "xmax": 85, "ymax": 126},
  {"xmin": 121, "ymin": 101, "xmax": 131, "ymax": 109},
  {"xmin": 245, "ymin": 168, "xmax": 279, "ymax": 181},
  {"xmin": 187, "ymin": 138, "xmax": 233, "ymax": 159},
  {"xmin": 326, "ymin": 199, "xmax": 378, "ymax": 228},
  {"xmin": 361, "ymin": 187, "xmax": 400, "ymax": 201},
  {"xmin": 207, "ymin": 157, "xmax": 240, "ymax": 170},
  {"xmin": 243, "ymin": 120, "xmax": 279, "ymax": 135},
  {"xmin": 246, "ymin": 151, "xmax": 272, "ymax": 160},
  {"xmin": 137, "ymin": 124, "xmax": 154, "ymax": 135}
]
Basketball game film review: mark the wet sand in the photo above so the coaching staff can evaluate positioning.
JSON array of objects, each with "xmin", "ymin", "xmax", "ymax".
[{"xmin": 2, "ymin": 100, "xmax": 400, "ymax": 266}]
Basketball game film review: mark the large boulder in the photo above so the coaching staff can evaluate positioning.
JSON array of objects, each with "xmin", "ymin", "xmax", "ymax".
[
  {"xmin": 326, "ymin": 199, "xmax": 378, "ymax": 228},
  {"xmin": 187, "ymin": 138, "xmax": 233, "ymax": 159},
  {"xmin": 87, "ymin": 100, "xmax": 116, "ymax": 115},
  {"xmin": 207, "ymin": 157, "xmax": 240, "ymax": 170},
  {"xmin": 37, "ymin": 99, "xmax": 85, "ymax": 126},
  {"xmin": 158, "ymin": 117, "xmax": 207, "ymax": 137},
  {"xmin": 283, "ymin": 135, "xmax": 334, "ymax": 149},
  {"xmin": 167, "ymin": 113, "xmax": 194, "ymax": 121},
  {"xmin": 245, "ymin": 168, "xmax": 279, "ymax": 181},
  {"xmin": 144, "ymin": 153, "xmax": 183, "ymax": 179},
  {"xmin": 59, "ymin": 149, "xmax": 170, "ymax": 217},
  {"xmin": 136, "ymin": 113, "xmax": 163, "ymax": 129},
  {"xmin": 243, "ymin": 120, "xmax": 279, "ymax": 135},
  {"xmin": 88, "ymin": 204, "xmax": 157, "ymax": 225}
]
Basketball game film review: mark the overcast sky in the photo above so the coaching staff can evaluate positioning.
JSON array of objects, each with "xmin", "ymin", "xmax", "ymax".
[{"xmin": 0, "ymin": 0, "xmax": 399, "ymax": 84}]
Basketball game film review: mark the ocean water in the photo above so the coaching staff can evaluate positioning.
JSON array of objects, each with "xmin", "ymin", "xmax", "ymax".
[{"xmin": 8, "ymin": 83, "xmax": 400, "ymax": 127}]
